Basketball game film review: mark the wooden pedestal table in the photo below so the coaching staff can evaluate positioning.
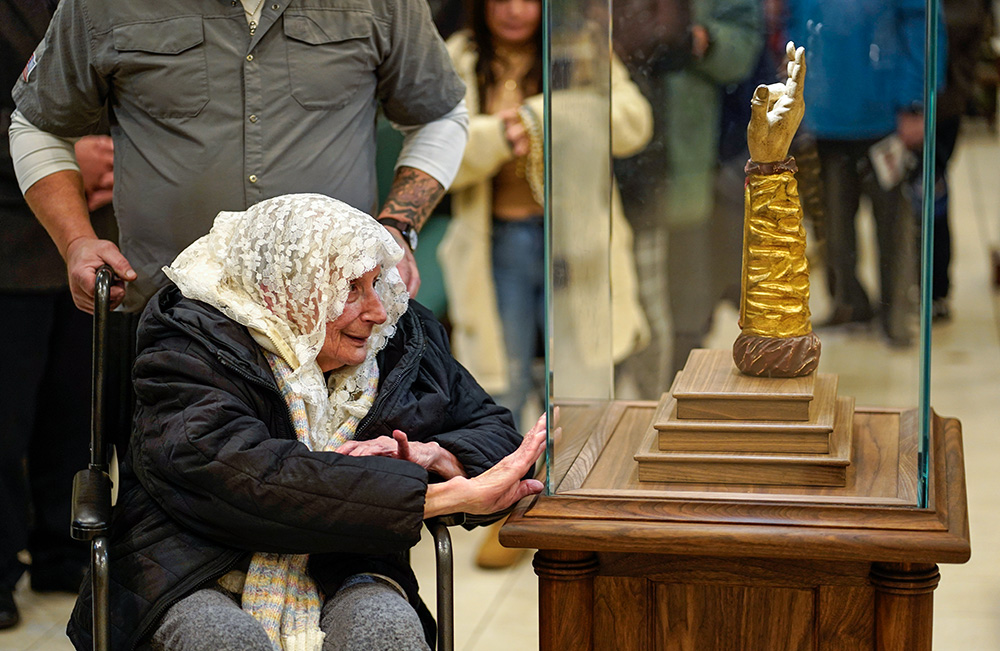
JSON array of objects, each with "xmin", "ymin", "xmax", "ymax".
[{"xmin": 501, "ymin": 402, "xmax": 970, "ymax": 650}]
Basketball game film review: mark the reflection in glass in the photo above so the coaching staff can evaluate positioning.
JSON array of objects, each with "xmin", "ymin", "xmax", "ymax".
[
  {"xmin": 545, "ymin": 0, "xmax": 938, "ymax": 505},
  {"xmin": 545, "ymin": 0, "xmax": 657, "ymax": 492}
]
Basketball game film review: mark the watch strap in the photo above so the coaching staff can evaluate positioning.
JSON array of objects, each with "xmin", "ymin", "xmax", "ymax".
[{"xmin": 377, "ymin": 218, "xmax": 417, "ymax": 250}]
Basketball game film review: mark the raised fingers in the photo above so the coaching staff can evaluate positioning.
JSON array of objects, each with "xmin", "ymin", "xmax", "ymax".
[
  {"xmin": 513, "ymin": 424, "xmax": 547, "ymax": 471},
  {"xmin": 392, "ymin": 430, "xmax": 411, "ymax": 460},
  {"xmin": 786, "ymin": 43, "xmax": 806, "ymax": 100},
  {"xmin": 526, "ymin": 411, "xmax": 546, "ymax": 437}
]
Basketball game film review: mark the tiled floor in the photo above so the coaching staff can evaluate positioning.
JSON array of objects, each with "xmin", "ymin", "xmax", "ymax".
[{"xmin": 4, "ymin": 122, "xmax": 1000, "ymax": 650}]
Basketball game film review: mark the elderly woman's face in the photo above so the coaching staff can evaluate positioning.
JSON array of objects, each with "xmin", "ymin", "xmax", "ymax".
[{"xmin": 316, "ymin": 266, "xmax": 388, "ymax": 372}]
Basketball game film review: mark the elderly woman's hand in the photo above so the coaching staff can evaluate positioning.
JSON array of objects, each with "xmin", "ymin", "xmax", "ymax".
[
  {"xmin": 423, "ymin": 412, "xmax": 553, "ymax": 519},
  {"xmin": 336, "ymin": 431, "xmax": 467, "ymax": 479}
]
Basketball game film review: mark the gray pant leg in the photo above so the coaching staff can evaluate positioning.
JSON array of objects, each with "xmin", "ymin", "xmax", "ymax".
[
  {"xmin": 667, "ymin": 222, "xmax": 714, "ymax": 376},
  {"xmin": 321, "ymin": 576, "xmax": 430, "ymax": 651},
  {"xmin": 621, "ymin": 224, "xmax": 674, "ymax": 399},
  {"xmin": 150, "ymin": 587, "xmax": 273, "ymax": 651}
]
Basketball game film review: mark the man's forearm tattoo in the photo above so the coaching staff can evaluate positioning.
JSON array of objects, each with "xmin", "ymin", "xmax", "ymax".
[{"xmin": 381, "ymin": 166, "xmax": 445, "ymax": 231}]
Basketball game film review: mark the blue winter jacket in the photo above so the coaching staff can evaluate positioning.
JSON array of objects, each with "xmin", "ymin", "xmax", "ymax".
[{"xmin": 786, "ymin": 0, "xmax": 944, "ymax": 140}]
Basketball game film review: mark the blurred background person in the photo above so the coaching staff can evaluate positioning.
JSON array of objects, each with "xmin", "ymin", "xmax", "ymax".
[
  {"xmin": 0, "ymin": 0, "xmax": 116, "ymax": 629},
  {"xmin": 442, "ymin": 0, "xmax": 651, "ymax": 426},
  {"xmin": 442, "ymin": 0, "xmax": 651, "ymax": 567},
  {"xmin": 428, "ymin": 0, "xmax": 468, "ymax": 38},
  {"xmin": 913, "ymin": 0, "xmax": 992, "ymax": 322},
  {"xmin": 785, "ymin": 0, "xmax": 941, "ymax": 346},
  {"xmin": 443, "ymin": 0, "xmax": 546, "ymax": 436},
  {"xmin": 614, "ymin": 0, "xmax": 763, "ymax": 395}
]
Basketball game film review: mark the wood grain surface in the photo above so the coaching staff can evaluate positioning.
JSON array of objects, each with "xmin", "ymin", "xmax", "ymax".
[
  {"xmin": 634, "ymin": 396, "xmax": 853, "ymax": 486},
  {"xmin": 672, "ymin": 349, "xmax": 816, "ymax": 421},
  {"xmin": 653, "ymin": 374, "xmax": 838, "ymax": 453},
  {"xmin": 504, "ymin": 406, "xmax": 968, "ymax": 564}
]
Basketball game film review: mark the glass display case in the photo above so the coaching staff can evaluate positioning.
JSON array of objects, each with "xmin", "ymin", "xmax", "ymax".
[
  {"xmin": 508, "ymin": 3, "xmax": 967, "ymax": 648},
  {"xmin": 543, "ymin": 0, "xmax": 943, "ymax": 508}
]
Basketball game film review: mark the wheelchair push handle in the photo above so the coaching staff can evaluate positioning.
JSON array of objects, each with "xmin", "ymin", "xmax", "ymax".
[{"xmin": 90, "ymin": 264, "xmax": 115, "ymax": 471}]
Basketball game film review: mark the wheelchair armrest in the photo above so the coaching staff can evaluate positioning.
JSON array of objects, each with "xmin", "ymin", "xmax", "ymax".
[{"xmin": 71, "ymin": 468, "xmax": 113, "ymax": 541}]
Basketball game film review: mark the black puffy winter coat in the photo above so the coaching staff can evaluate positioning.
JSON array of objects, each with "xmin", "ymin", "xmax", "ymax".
[{"xmin": 67, "ymin": 284, "xmax": 522, "ymax": 650}]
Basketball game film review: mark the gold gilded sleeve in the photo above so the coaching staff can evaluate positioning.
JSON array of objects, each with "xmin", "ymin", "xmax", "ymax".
[{"xmin": 738, "ymin": 170, "xmax": 813, "ymax": 338}]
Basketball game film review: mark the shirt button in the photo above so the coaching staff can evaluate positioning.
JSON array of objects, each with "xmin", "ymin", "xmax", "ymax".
[
  {"xmin": 246, "ymin": 54, "xmax": 254, "ymax": 62},
  {"xmin": 231, "ymin": 1, "xmax": 237, "ymax": 4},
  {"xmin": 271, "ymin": 4, "xmax": 279, "ymax": 8},
  {"xmin": 249, "ymin": 114, "xmax": 258, "ymax": 123},
  {"xmin": 249, "ymin": 174, "xmax": 258, "ymax": 183}
]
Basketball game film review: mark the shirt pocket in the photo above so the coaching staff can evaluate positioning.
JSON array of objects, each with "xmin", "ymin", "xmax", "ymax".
[
  {"xmin": 112, "ymin": 17, "xmax": 209, "ymax": 119},
  {"xmin": 283, "ymin": 11, "xmax": 376, "ymax": 110}
]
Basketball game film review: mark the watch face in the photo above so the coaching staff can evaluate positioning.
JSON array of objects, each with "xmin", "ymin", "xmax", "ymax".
[{"xmin": 379, "ymin": 219, "xmax": 417, "ymax": 250}]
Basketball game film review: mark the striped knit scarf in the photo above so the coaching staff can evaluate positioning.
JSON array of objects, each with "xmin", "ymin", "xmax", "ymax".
[{"xmin": 241, "ymin": 351, "xmax": 379, "ymax": 651}]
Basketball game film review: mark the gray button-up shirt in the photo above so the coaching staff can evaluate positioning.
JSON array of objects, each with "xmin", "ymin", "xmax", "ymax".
[{"xmin": 13, "ymin": 0, "xmax": 465, "ymax": 309}]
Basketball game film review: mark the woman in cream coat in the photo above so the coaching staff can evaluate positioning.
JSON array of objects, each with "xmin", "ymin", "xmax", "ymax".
[{"xmin": 441, "ymin": 7, "xmax": 652, "ymax": 421}]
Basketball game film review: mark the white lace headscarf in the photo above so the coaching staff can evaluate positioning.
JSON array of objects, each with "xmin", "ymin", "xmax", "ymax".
[{"xmin": 164, "ymin": 193, "xmax": 410, "ymax": 447}]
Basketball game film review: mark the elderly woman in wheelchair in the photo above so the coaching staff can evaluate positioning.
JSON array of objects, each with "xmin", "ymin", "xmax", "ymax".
[{"xmin": 67, "ymin": 194, "xmax": 548, "ymax": 651}]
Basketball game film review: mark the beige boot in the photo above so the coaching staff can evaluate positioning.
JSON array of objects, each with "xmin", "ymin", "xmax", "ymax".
[{"xmin": 475, "ymin": 519, "xmax": 528, "ymax": 569}]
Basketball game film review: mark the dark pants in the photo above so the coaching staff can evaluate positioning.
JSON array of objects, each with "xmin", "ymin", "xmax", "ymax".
[
  {"xmin": 816, "ymin": 138, "xmax": 916, "ymax": 341},
  {"xmin": 0, "ymin": 290, "xmax": 91, "ymax": 589},
  {"xmin": 931, "ymin": 116, "xmax": 960, "ymax": 301}
]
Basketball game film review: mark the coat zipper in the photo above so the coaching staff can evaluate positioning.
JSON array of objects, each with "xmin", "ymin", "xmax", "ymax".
[
  {"xmin": 356, "ymin": 313, "xmax": 426, "ymax": 438},
  {"xmin": 215, "ymin": 349, "xmax": 298, "ymax": 438}
]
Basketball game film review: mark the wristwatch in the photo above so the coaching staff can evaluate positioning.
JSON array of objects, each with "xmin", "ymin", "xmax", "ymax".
[{"xmin": 378, "ymin": 218, "xmax": 418, "ymax": 251}]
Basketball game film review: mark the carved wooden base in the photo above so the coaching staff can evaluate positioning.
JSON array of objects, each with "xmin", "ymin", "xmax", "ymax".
[
  {"xmin": 504, "ymin": 406, "xmax": 970, "ymax": 651},
  {"xmin": 653, "ymin": 374, "xmax": 838, "ymax": 453},
  {"xmin": 635, "ymin": 349, "xmax": 853, "ymax": 486},
  {"xmin": 634, "ymin": 398, "xmax": 852, "ymax": 485},
  {"xmin": 871, "ymin": 562, "xmax": 940, "ymax": 650},
  {"xmin": 533, "ymin": 551, "xmax": 598, "ymax": 651},
  {"xmin": 733, "ymin": 330, "xmax": 822, "ymax": 377},
  {"xmin": 531, "ymin": 553, "xmax": 942, "ymax": 651},
  {"xmin": 672, "ymin": 349, "xmax": 816, "ymax": 421}
]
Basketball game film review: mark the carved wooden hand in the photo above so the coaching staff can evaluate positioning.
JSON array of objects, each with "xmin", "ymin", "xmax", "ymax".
[{"xmin": 747, "ymin": 42, "xmax": 806, "ymax": 163}]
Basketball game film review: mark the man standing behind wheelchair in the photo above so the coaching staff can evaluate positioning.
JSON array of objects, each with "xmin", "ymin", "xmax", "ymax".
[{"xmin": 67, "ymin": 194, "xmax": 549, "ymax": 651}]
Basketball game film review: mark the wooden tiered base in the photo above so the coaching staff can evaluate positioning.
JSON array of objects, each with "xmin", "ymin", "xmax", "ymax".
[
  {"xmin": 634, "ymin": 349, "xmax": 855, "ymax": 486},
  {"xmin": 502, "ymin": 400, "xmax": 970, "ymax": 651}
]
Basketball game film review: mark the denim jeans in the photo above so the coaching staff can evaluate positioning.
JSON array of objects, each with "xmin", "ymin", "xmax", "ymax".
[{"xmin": 491, "ymin": 217, "xmax": 545, "ymax": 423}]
